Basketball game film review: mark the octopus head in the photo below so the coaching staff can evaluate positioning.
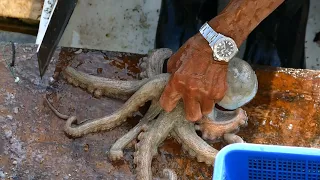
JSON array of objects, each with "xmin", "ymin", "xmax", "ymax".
[{"xmin": 197, "ymin": 57, "xmax": 258, "ymax": 142}]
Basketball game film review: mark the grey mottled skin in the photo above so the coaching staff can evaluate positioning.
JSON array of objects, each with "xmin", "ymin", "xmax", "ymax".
[{"xmin": 45, "ymin": 48, "xmax": 257, "ymax": 180}]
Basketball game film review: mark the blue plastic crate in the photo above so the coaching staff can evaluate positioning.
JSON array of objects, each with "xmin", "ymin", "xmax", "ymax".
[{"xmin": 213, "ymin": 143, "xmax": 320, "ymax": 180}]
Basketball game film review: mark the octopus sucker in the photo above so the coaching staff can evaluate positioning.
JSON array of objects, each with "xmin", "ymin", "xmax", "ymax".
[
  {"xmin": 62, "ymin": 66, "xmax": 150, "ymax": 100},
  {"xmin": 162, "ymin": 169, "xmax": 177, "ymax": 180},
  {"xmin": 171, "ymin": 119, "xmax": 218, "ymax": 165},
  {"xmin": 47, "ymin": 73, "xmax": 170, "ymax": 138},
  {"xmin": 45, "ymin": 48, "xmax": 258, "ymax": 180},
  {"xmin": 138, "ymin": 48, "xmax": 173, "ymax": 78},
  {"xmin": 135, "ymin": 104, "xmax": 183, "ymax": 180},
  {"xmin": 223, "ymin": 133, "xmax": 245, "ymax": 144},
  {"xmin": 109, "ymin": 101, "xmax": 162, "ymax": 160},
  {"xmin": 197, "ymin": 108, "xmax": 249, "ymax": 141}
]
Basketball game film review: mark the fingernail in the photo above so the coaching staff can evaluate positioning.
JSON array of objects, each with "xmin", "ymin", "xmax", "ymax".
[{"xmin": 186, "ymin": 114, "xmax": 201, "ymax": 122}]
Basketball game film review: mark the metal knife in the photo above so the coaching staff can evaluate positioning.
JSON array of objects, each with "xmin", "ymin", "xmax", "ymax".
[{"xmin": 36, "ymin": 0, "xmax": 78, "ymax": 78}]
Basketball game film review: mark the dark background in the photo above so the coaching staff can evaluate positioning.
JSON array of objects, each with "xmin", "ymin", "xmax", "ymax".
[{"xmin": 155, "ymin": 0, "xmax": 309, "ymax": 69}]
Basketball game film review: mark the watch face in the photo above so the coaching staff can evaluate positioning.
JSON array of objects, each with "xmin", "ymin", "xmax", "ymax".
[{"xmin": 213, "ymin": 37, "xmax": 238, "ymax": 61}]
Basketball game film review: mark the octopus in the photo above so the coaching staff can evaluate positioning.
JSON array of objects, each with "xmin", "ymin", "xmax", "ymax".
[{"xmin": 45, "ymin": 48, "xmax": 258, "ymax": 180}]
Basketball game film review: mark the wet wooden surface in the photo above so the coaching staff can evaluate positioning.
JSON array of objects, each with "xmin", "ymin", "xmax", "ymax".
[
  {"xmin": 239, "ymin": 66, "xmax": 320, "ymax": 147},
  {"xmin": 0, "ymin": 43, "xmax": 319, "ymax": 179}
]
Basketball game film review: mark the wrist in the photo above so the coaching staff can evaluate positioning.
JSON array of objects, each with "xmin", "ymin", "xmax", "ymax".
[
  {"xmin": 207, "ymin": 15, "xmax": 243, "ymax": 47},
  {"xmin": 194, "ymin": 33, "xmax": 229, "ymax": 64},
  {"xmin": 207, "ymin": 0, "xmax": 284, "ymax": 47}
]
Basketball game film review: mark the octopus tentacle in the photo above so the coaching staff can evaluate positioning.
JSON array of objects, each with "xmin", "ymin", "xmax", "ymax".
[
  {"xmin": 134, "ymin": 104, "xmax": 183, "ymax": 180},
  {"xmin": 172, "ymin": 119, "xmax": 218, "ymax": 165},
  {"xmin": 63, "ymin": 66, "xmax": 150, "ymax": 100},
  {"xmin": 62, "ymin": 48, "xmax": 172, "ymax": 100},
  {"xmin": 196, "ymin": 108, "xmax": 248, "ymax": 141},
  {"xmin": 138, "ymin": 48, "xmax": 172, "ymax": 78},
  {"xmin": 45, "ymin": 47, "xmax": 259, "ymax": 180},
  {"xmin": 223, "ymin": 133, "xmax": 245, "ymax": 144},
  {"xmin": 162, "ymin": 168, "xmax": 177, "ymax": 180},
  {"xmin": 62, "ymin": 73, "xmax": 170, "ymax": 138},
  {"xmin": 108, "ymin": 100, "xmax": 162, "ymax": 161},
  {"xmin": 45, "ymin": 94, "xmax": 69, "ymax": 120}
]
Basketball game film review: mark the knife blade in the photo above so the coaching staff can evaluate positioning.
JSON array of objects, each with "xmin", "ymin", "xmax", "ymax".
[{"xmin": 36, "ymin": 0, "xmax": 78, "ymax": 78}]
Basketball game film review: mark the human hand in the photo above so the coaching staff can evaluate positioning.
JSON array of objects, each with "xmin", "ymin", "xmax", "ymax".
[
  {"xmin": 159, "ymin": 33, "xmax": 228, "ymax": 122},
  {"xmin": 159, "ymin": 0, "xmax": 285, "ymax": 121}
]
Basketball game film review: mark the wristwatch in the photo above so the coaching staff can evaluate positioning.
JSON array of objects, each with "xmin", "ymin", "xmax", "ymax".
[{"xmin": 199, "ymin": 22, "xmax": 238, "ymax": 62}]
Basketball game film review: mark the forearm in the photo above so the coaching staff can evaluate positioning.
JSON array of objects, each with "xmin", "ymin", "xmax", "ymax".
[{"xmin": 207, "ymin": 0, "xmax": 285, "ymax": 47}]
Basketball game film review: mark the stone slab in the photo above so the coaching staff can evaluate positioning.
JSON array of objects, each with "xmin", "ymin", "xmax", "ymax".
[{"xmin": 0, "ymin": 43, "xmax": 319, "ymax": 179}]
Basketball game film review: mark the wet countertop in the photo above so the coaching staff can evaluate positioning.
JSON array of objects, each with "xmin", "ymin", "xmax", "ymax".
[{"xmin": 0, "ymin": 42, "xmax": 320, "ymax": 179}]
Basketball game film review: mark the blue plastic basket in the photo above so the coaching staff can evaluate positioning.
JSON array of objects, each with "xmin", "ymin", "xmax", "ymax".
[{"xmin": 213, "ymin": 143, "xmax": 320, "ymax": 180}]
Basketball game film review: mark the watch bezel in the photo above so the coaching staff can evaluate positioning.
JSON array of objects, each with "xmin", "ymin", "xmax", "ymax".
[{"xmin": 212, "ymin": 37, "xmax": 238, "ymax": 62}]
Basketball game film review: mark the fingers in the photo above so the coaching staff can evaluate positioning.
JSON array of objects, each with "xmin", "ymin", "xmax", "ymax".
[
  {"xmin": 210, "ymin": 76, "xmax": 228, "ymax": 101},
  {"xmin": 200, "ymin": 99, "xmax": 215, "ymax": 115},
  {"xmin": 182, "ymin": 94, "xmax": 202, "ymax": 122},
  {"xmin": 159, "ymin": 80, "xmax": 182, "ymax": 112},
  {"xmin": 162, "ymin": 55, "xmax": 228, "ymax": 122},
  {"xmin": 160, "ymin": 75, "xmax": 203, "ymax": 121},
  {"xmin": 167, "ymin": 46, "xmax": 186, "ymax": 73},
  {"xmin": 206, "ymin": 64, "xmax": 228, "ymax": 100},
  {"xmin": 160, "ymin": 74, "xmax": 216, "ymax": 121},
  {"xmin": 167, "ymin": 55, "xmax": 183, "ymax": 73},
  {"xmin": 167, "ymin": 56, "xmax": 178, "ymax": 73}
]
